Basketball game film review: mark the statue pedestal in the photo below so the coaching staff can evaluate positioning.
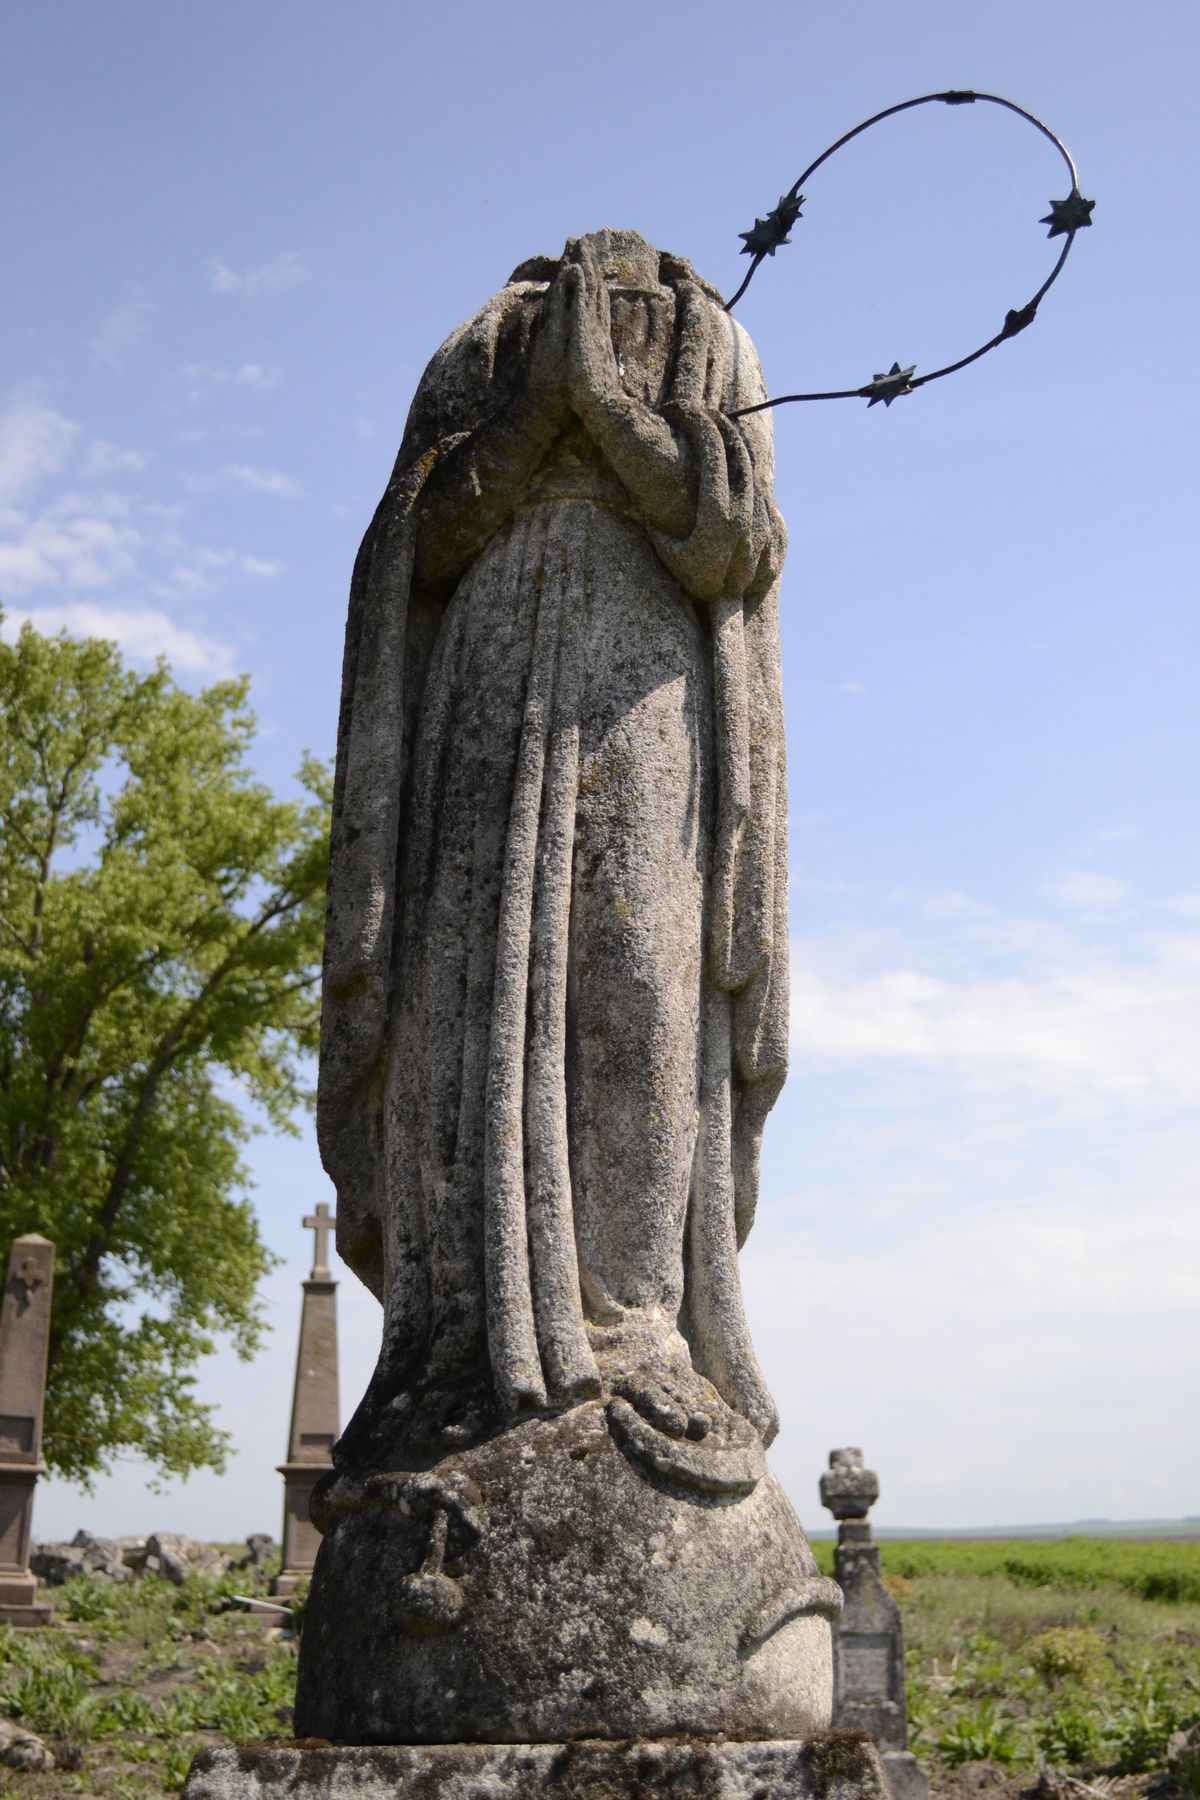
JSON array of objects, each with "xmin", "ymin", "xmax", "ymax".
[
  {"xmin": 293, "ymin": 1402, "xmax": 839, "ymax": 1745},
  {"xmin": 183, "ymin": 1734, "xmax": 888, "ymax": 1798}
]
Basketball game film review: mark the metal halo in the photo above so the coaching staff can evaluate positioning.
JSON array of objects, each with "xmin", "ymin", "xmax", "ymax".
[{"xmin": 724, "ymin": 90, "xmax": 1094, "ymax": 417}]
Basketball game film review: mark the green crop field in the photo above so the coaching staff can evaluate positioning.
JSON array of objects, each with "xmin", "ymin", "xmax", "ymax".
[
  {"xmin": 1, "ymin": 1537, "xmax": 1197, "ymax": 1797},
  {"xmin": 814, "ymin": 1537, "xmax": 1200, "ymax": 1793}
]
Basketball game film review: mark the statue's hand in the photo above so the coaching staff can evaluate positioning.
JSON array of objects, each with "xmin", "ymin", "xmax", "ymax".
[
  {"xmin": 564, "ymin": 240, "xmax": 621, "ymax": 417},
  {"xmin": 525, "ymin": 265, "xmax": 573, "ymax": 421}
]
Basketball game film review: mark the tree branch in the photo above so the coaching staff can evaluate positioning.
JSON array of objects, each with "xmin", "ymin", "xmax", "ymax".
[
  {"xmin": 0, "ymin": 911, "xmax": 34, "ymax": 958},
  {"xmin": 46, "ymin": 880, "xmax": 312, "ymax": 1363}
]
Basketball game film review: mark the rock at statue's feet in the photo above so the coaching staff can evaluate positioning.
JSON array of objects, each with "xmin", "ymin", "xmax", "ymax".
[{"xmin": 295, "ymin": 1400, "xmax": 840, "ymax": 1745}]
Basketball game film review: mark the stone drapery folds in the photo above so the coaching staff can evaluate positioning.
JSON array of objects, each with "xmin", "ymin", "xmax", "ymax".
[{"xmin": 317, "ymin": 229, "xmax": 790, "ymax": 1468}]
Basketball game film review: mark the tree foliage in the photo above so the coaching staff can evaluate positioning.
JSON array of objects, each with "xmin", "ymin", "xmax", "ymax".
[{"xmin": 0, "ymin": 618, "xmax": 330, "ymax": 1485}]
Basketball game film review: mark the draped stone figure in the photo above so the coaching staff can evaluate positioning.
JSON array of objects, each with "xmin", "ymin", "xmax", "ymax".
[{"xmin": 296, "ymin": 230, "xmax": 841, "ymax": 1749}]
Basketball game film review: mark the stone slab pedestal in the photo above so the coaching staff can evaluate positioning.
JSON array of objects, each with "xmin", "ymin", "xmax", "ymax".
[{"xmin": 183, "ymin": 1733, "xmax": 888, "ymax": 1798}]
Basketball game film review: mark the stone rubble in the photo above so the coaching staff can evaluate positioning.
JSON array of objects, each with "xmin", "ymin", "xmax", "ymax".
[
  {"xmin": 0, "ymin": 1718, "xmax": 56, "ymax": 1772},
  {"xmin": 30, "ymin": 1532, "xmax": 276, "ymax": 1586}
]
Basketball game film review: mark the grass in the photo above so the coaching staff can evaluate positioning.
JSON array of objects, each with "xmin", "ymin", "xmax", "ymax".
[
  {"xmin": 2, "ymin": 1536, "xmax": 1197, "ymax": 1796},
  {"xmin": 814, "ymin": 1536, "xmax": 1200, "ymax": 1788},
  {"xmin": 0, "ymin": 1559, "xmax": 298, "ymax": 1798},
  {"xmin": 826, "ymin": 1536, "xmax": 1200, "ymax": 1604}
]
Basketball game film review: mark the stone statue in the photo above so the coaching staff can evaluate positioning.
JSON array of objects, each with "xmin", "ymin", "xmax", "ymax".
[{"xmin": 294, "ymin": 230, "xmax": 844, "ymax": 1754}]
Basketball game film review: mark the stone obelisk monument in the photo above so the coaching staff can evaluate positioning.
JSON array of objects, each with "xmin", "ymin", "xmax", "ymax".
[
  {"xmin": 272, "ymin": 1204, "xmax": 339, "ymax": 1598},
  {"xmin": 184, "ymin": 230, "xmax": 885, "ymax": 1797},
  {"xmin": 0, "ymin": 1235, "xmax": 55, "ymax": 1626}
]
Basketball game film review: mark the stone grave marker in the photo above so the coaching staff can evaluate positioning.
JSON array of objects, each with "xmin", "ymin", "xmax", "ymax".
[
  {"xmin": 271, "ymin": 1203, "xmax": 340, "ymax": 1598},
  {"xmin": 821, "ymin": 1447, "xmax": 928, "ymax": 1800},
  {"xmin": 0, "ymin": 1235, "xmax": 54, "ymax": 1626}
]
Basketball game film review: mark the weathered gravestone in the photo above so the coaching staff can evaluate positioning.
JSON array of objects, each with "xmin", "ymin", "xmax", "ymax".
[
  {"xmin": 0, "ymin": 1235, "xmax": 54, "ymax": 1626},
  {"xmin": 185, "ymin": 229, "xmax": 884, "ymax": 1799},
  {"xmin": 821, "ymin": 1448, "xmax": 928, "ymax": 1800},
  {"xmin": 271, "ymin": 1203, "xmax": 340, "ymax": 1598}
]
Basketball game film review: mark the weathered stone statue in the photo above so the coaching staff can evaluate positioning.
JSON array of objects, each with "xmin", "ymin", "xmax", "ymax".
[
  {"xmin": 318, "ymin": 228, "xmax": 791, "ymax": 1458},
  {"xmin": 189, "ymin": 229, "xmax": 886, "ymax": 1796}
]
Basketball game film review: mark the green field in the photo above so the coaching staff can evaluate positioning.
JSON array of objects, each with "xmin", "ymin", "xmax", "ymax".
[
  {"xmin": 1, "ymin": 1537, "xmax": 1197, "ymax": 1796},
  {"xmin": 814, "ymin": 1536, "xmax": 1200, "ymax": 1787}
]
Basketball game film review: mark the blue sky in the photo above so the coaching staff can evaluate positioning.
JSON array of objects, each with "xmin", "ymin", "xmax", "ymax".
[{"xmin": 6, "ymin": 0, "xmax": 1197, "ymax": 1539}]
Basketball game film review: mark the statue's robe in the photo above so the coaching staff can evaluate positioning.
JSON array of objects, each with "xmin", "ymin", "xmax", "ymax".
[{"xmin": 318, "ymin": 241, "xmax": 790, "ymax": 1455}]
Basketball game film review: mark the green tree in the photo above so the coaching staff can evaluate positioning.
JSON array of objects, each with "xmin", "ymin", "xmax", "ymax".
[{"xmin": 0, "ymin": 617, "xmax": 330, "ymax": 1485}]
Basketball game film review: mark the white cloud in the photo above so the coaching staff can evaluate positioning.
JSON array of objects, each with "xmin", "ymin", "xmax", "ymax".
[
  {"xmin": 81, "ymin": 439, "xmax": 147, "ymax": 478},
  {"xmin": 227, "ymin": 464, "xmax": 297, "ymax": 496},
  {"xmin": 790, "ymin": 933, "xmax": 1200, "ymax": 1106},
  {"xmin": 0, "ymin": 493, "xmax": 140, "ymax": 595},
  {"xmin": 2, "ymin": 603, "xmax": 232, "ymax": 676},
  {"xmin": 760, "ymin": 879, "xmax": 1200, "ymax": 1522},
  {"xmin": 0, "ymin": 391, "xmax": 79, "ymax": 509},
  {"xmin": 1093, "ymin": 826, "xmax": 1138, "ymax": 845},
  {"xmin": 182, "ymin": 463, "xmax": 300, "ymax": 498},
  {"xmin": 182, "ymin": 362, "xmax": 282, "ymax": 395},
  {"xmin": 154, "ymin": 547, "xmax": 282, "ymax": 597},
  {"xmin": 1043, "ymin": 869, "xmax": 1131, "ymax": 911},
  {"xmin": 836, "ymin": 679, "xmax": 866, "ymax": 696},
  {"xmin": 919, "ymin": 890, "xmax": 997, "ymax": 924},
  {"xmin": 175, "ymin": 425, "xmax": 265, "ymax": 446},
  {"xmin": 207, "ymin": 253, "xmax": 311, "ymax": 298},
  {"xmin": 0, "ymin": 397, "xmax": 147, "ymax": 594},
  {"xmin": 90, "ymin": 298, "xmax": 157, "ymax": 369},
  {"xmin": 750, "ymin": 1168, "xmax": 1200, "ymax": 1527}
]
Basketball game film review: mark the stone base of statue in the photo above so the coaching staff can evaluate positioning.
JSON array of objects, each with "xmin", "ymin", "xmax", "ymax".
[
  {"xmin": 183, "ymin": 1733, "xmax": 888, "ymax": 1798},
  {"xmin": 292, "ymin": 1401, "xmax": 839, "ymax": 1743}
]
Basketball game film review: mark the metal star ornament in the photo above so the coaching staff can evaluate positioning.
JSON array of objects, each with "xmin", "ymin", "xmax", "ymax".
[
  {"xmin": 863, "ymin": 362, "xmax": 916, "ymax": 407},
  {"xmin": 739, "ymin": 192, "xmax": 805, "ymax": 259},
  {"xmin": 1040, "ymin": 189, "xmax": 1095, "ymax": 238},
  {"xmin": 1000, "ymin": 300, "xmax": 1038, "ymax": 341}
]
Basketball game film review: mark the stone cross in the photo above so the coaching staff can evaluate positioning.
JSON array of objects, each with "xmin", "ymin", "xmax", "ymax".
[
  {"xmin": 0, "ymin": 1235, "xmax": 55, "ymax": 1625},
  {"xmin": 821, "ymin": 1448, "xmax": 927, "ymax": 1800},
  {"xmin": 271, "ymin": 1205, "xmax": 340, "ymax": 1598},
  {"xmin": 303, "ymin": 1203, "xmax": 335, "ymax": 1278}
]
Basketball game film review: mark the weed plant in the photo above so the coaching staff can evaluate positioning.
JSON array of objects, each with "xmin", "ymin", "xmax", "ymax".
[{"xmin": 0, "ymin": 1554, "xmax": 295, "ymax": 1794}]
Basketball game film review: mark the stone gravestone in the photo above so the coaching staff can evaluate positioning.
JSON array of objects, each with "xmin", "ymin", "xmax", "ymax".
[
  {"xmin": 821, "ymin": 1448, "xmax": 928, "ymax": 1800},
  {"xmin": 271, "ymin": 1204, "xmax": 340, "ymax": 1598},
  {"xmin": 185, "ymin": 230, "xmax": 884, "ymax": 1798},
  {"xmin": 0, "ymin": 1235, "xmax": 54, "ymax": 1626}
]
